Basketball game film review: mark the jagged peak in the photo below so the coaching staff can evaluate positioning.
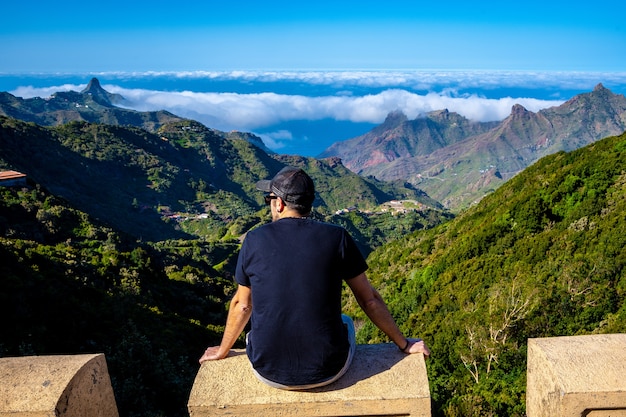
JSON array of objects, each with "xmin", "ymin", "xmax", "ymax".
[
  {"xmin": 79, "ymin": 77, "xmax": 127, "ymax": 107},
  {"xmin": 511, "ymin": 103, "xmax": 529, "ymax": 115},
  {"xmin": 428, "ymin": 109, "xmax": 450, "ymax": 118},
  {"xmin": 371, "ymin": 110, "xmax": 408, "ymax": 133},
  {"xmin": 589, "ymin": 83, "xmax": 615, "ymax": 100},
  {"xmin": 428, "ymin": 108, "xmax": 468, "ymax": 122},
  {"xmin": 561, "ymin": 83, "xmax": 616, "ymax": 108},
  {"xmin": 81, "ymin": 78, "xmax": 105, "ymax": 94},
  {"xmin": 384, "ymin": 110, "xmax": 408, "ymax": 124}
]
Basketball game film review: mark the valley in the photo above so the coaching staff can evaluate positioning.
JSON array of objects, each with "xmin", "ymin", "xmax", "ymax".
[{"xmin": 1, "ymin": 80, "xmax": 625, "ymax": 417}]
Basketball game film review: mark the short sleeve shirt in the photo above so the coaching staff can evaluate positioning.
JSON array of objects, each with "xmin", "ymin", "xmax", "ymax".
[{"xmin": 235, "ymin": 217, "xmax": 368, "ymax": 386}]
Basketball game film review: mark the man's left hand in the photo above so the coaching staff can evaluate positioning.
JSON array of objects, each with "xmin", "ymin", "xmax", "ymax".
[{"xmin": 199, "ymin": 346, "xmax": 226, "ymax": 363}]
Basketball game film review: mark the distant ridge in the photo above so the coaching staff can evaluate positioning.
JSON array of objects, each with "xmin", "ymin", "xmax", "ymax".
[
  {"xmin": 321, "ymin": 84, "xmax": 626, "ymax": 210},
  {"xmin": 5, "ymin": 79, "xmax": 625, "ymax": 211},
  {"xmin": 0, "ymin": 77, "xmax": 185, "ymax": 132},
  {"xmin": 0, "ymin": 78, "xmax": 274, "ymax": 153}
]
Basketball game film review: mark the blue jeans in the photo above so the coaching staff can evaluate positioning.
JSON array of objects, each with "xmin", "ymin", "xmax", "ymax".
[{"xmin": 250, "ymin": 314, "xmax": 357, "ymax": 390}]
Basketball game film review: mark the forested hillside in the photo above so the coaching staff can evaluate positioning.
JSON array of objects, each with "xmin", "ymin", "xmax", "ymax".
[
  {"xmin": 2, "ymin": 108, "xmax": 625, "ymax": 416},
  {"xmin": 0, "ymin": 184, "xmax": 233, "ymax": 416},
  {"xmin": 347, "ymin": 131, "xmax": 626, "ymax": 416},
  {"xmin": 0, "ymin": 115, "xmax": 446, "ymax": 253},
  {"xmin": 1, "ymin": 114, "xmax": 450, "ymax": 416}
]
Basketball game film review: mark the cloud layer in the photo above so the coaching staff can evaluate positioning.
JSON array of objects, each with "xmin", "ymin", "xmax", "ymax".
[
  {"xmin": 54, "ymin": 69, "xmax": 626, "ymax": 91},
  {"xmin": 10, "ymin": 70, "xmax": 626, "ymax": 152},
  {"xmin": 11, "ymin": 82, "xmax": 564, "ymax": 130}
]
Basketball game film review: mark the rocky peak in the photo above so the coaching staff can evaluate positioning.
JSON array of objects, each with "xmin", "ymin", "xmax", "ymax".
[
  {"xmin": 511, "ymin": 104, "xmax": 529, "ymax": 115},
  {"xmin": 81, "ymin": 78, "xmax": 105, "ymax": 94},
  {"xmin": 323, "ymin": 156, "xmax": 343, "ymax": 168},
  {"xmin": 430, "ymin": 109, "xmax": 450, "ymax": 118},
  {"xmin": 382, "ymin": 110, "xmax": 408, "ymax": 127},
  {"xmin": 428, "ymin": 108, "xmax": 469, "ymax": 124},
  {"xmin": 589, "ymin": 83, "xmax": 614, "ymax": 101},
  {"xmin": 367, "ymin": 110, "xmax": 409, "ymax": 136},
  {"xmin": 79, "ymin": 78, "xmax": 125, "ymax": 107}
]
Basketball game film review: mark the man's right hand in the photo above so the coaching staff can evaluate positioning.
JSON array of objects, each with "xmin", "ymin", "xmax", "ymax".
[{"xmin": 406, "ymin": 338, "xmax": 431, "ymax": 357}]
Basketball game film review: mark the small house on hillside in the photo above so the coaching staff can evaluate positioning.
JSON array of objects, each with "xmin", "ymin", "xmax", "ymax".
[{"xmin": 0, "ymin": 170, "xmax": 27, "ymax": 187}]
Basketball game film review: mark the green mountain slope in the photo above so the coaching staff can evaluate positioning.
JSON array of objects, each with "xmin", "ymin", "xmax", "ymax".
[
  {"xmin": 0, "ymin": 183, "xmax": 235, "ymax": 417},
  {"xmin": 10, "ymin": 80, "xmax": 626, "ymax": 415},
  {"xmin": 2, "ymin": 127, "xmax": 625, "ymax": 416},
  {"xmin": 352, "ymin": 131, "xmax": 626, "ymax": 415},
  {"xmin": 322, "ymin": 84, "xmax": 626, "ymax": 211},
  {"xmin": 0, "ymin": 115, "xmax": 450, "ymax": 416},
  {"xmin": 0, "ymin": 116, "xmax": 445, "ymax": 248},
  {"xmin": 0, "ymin": 78, "xmax": 185, "ymax": 132}
]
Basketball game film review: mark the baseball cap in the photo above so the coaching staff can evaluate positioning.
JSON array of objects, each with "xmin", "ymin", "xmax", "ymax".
[{"xmin": 256, "ymin": 166, "xmax": 315, "ymax": 206}]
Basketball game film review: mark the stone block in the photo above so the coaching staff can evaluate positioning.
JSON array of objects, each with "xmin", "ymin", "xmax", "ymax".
[
  {"xmin": 526, "ymin": 334, "xmax": 626, "ymax": 417},
  {"xmin": 188, "ymin": 343, "xmax": 431, "ymax": 416},
  {"xmin": 0, "ymin": 353, "xmax": 118, "ymax": 417}
]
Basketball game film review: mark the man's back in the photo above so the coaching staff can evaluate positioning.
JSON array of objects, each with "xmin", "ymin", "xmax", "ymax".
[
  {"xmin": 235, "ymin": 218, "xmax": 367, "ymax": 385},
  {"xmin": 198, "ymin": 166, "xmax": 430, "ymax": 389}
]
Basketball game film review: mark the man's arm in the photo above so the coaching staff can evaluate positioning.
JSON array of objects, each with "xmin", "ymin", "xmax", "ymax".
[
  {"xmin": 199, "ymin": 284, "xmax": 252, "ymax": 363},
  {"xmin": 346, "ymin": 272, "xmax": 430, "ymax": 356}
]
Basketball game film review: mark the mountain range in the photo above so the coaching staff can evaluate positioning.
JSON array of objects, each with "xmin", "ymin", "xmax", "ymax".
[
  {"xmin": 0, "ymin": 79, "xmax": 444, "ymax": 248},
  {"xmin": 3, "ymin": 79, "xmax": 626, "ymax": 214},
  {"xmin": 320, "ymin": 84, "xmax": 626, "ymax": 209},
  {"xmin": 0, "ymin": 78, "xmax": 181, "ymax": 132},
  {"xmin": 2, "ymin": 77, "xmax": 626, "ymax": 417},
  {"xmin": 0, "ymin": 78, "xmax": 273, "ymax": 153}
]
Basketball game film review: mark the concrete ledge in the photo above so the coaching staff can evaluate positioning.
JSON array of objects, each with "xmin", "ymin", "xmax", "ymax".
[
  {"xmin": 526, "ymin": 334, "xmax": 626, "ymax": 417},
  {"xmin": 0, "ymin": 353, "xmax": 119, "ymax": 417},
  {"xmin": 188, "ymin": 343, "xmax": 431, "ymax": 416}
]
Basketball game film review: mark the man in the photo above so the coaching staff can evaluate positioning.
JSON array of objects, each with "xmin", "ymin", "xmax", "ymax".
[{"xmin": 199, "ymin": 166, "xmax": 430, "ymax": 389}]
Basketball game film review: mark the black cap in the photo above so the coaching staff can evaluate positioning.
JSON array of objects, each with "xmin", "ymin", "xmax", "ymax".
[{"xmin": 256, "ymin": 166, "xmax": 315, "ymax": 206}]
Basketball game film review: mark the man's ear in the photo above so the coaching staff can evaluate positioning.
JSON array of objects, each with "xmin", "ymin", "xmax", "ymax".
[{"xmin": 276, "ymin": 197, "xmax": 286, "ymax": 213}]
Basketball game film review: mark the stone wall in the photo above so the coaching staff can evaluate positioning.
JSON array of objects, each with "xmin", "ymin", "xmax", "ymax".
[
  {"xmin": 188, "ymin": 343, "xmax": 431, "ymax": 417},
  {"xmin": 526, "ymin": 334, "xmax": 626, "ymax": 417},
  {"xmin": 0, "ymin": 353, "xmax": 118, "ymax": 417},
  {"xmin": 3, "ymin": 335, "xmax": 626, "ymax": 417}
]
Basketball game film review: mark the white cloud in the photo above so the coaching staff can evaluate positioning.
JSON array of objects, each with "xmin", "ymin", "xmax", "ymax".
[
  {"xmin": 15, "ymin": 70, "xmax": 626, "ymax": 153},
  {"xmin": 10, "ymin": 81, "xmax": 564, "ymax": 132},
  {"xmin": 12, "ymin": 69, "xmax": 626, "ymax": 137},
  {"xmin": 10, "ymin": 84, "xmax": 85, "ymax": 98},
  {"xmin": 80, "ymin": 69, "xmax": 626, "ymax": 91},
  {"xmin": 103, "ymin": 86, "xmax": 563, "ymax": 130}
]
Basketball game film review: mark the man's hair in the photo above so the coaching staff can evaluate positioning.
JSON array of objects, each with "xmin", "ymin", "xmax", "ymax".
[
  {"xmin": 256, "ymin": 166, "xmax": 315, "ymax": 213},
  {"xmin": 283, "ymin": 198, "xmax": 312, "ymax": 216}
]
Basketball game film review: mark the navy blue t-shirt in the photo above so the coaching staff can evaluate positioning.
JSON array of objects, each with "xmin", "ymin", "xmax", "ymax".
[{"xmin": 235, "ymin": 217, "xmax": 368, "ymax": 386}]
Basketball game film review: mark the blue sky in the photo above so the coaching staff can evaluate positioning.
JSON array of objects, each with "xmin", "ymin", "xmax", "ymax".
[
  {"xmin": 2, "ymin": 1, "xmax": 625, "ymax": 73},
  {"xmin": 2, "ymin": 1, "xmax": 626, "ymax": 156}
]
